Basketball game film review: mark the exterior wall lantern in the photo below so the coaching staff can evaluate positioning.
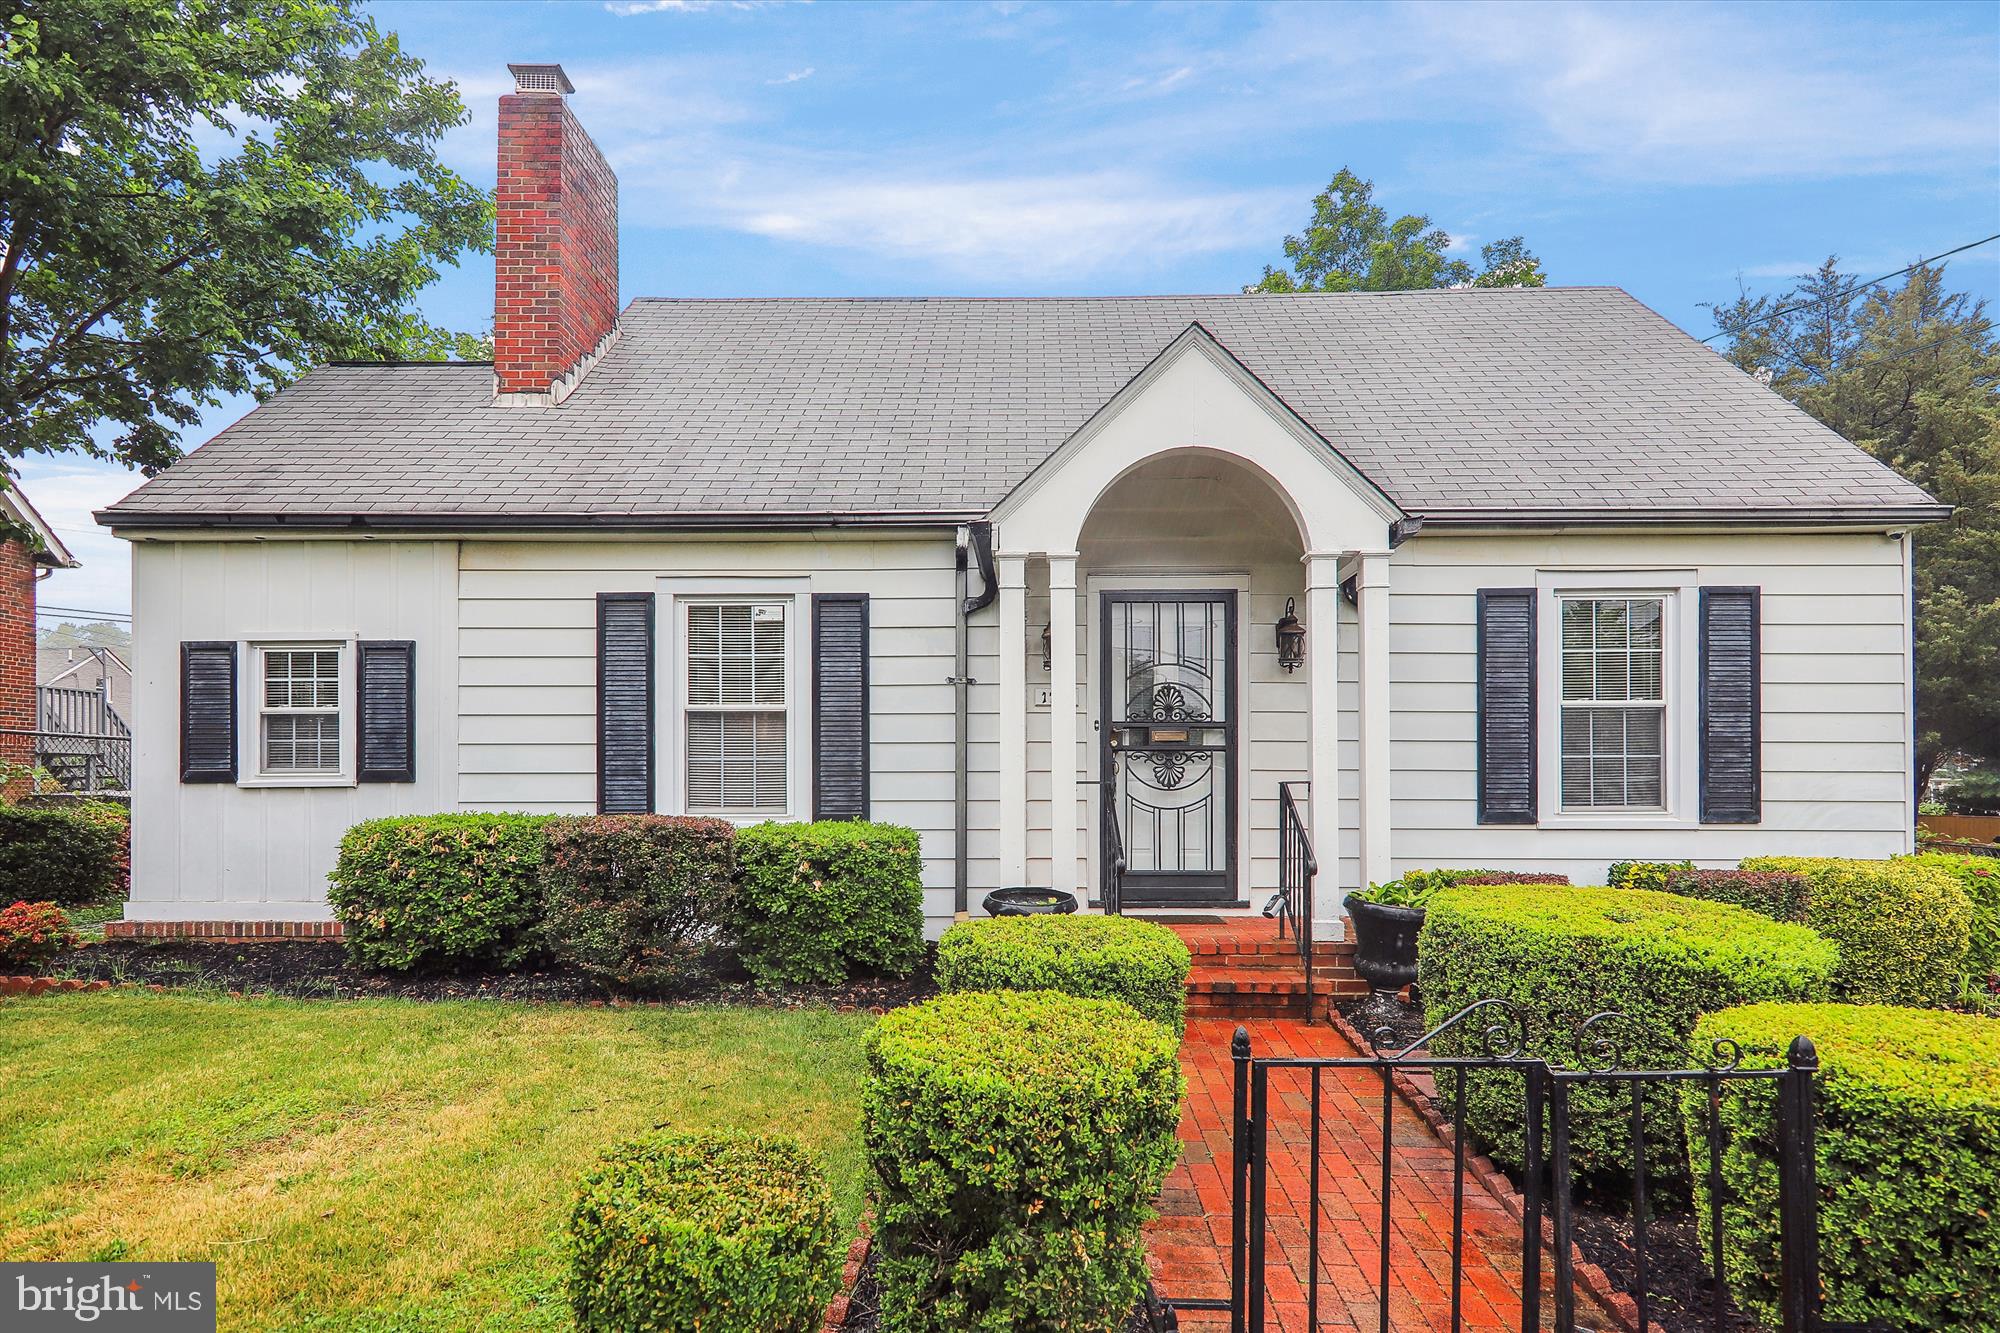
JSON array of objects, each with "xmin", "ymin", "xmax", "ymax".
[
  {"xmin": 1275, "ymin": 598, "xmax": 1306, "ymax": 673},
  {"xmin": 1041, "ymin": 622, "xmax": 1053, "ymax": 672}
]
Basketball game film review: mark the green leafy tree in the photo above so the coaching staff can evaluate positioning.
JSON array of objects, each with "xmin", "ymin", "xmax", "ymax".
[
  {"xmin": 0, "ymin": 0, "xmax": 493, "ymax": 474},
  {"xmin": 1711, "ymin": 261, "xmax": 2000, "ymax": 793},
  {"xmin": 1249, "ymin": 168, "xmax": 1545, "ymax": 293},
  {"xmin": 38, "ymin": 621, "xmax": 131, "ymax": 650}
]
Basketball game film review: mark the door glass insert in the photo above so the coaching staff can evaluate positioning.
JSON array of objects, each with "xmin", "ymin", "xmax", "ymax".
[{"xmin": 1108, "ymin": 597, "xmax": 1230, "ymax": 882}]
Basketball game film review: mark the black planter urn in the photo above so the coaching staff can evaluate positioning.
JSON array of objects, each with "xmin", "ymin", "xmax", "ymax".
[{"xmin": 1343, "ymin": 893, "xmax": 1424, "ymax": 994}]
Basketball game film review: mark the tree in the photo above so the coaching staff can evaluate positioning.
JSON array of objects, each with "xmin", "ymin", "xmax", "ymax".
[
  {"xmin": 0, "ymin": 0, "xmax": 492, "ymax": 475},
  {"xmin": 1711, "ymin": 260, "xmax": 2000, "ymax": 793},
  {"xmin": 38, "ymin": 620, "xmax": 131, "ymax": 650},
  {"xmin": 1249, "ymin": 168, "xmax": 1545, "ymax": 293}
]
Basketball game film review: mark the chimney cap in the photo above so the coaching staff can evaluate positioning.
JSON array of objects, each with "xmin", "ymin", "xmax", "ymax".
[{"xmin": 508, "ymin": 63, "xmax": 575, "ymax": 95}]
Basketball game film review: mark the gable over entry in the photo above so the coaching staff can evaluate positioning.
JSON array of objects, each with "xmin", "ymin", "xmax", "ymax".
[{"xmin": 989, "ymin": 324, "xmax": 1405, "ymax": 924}]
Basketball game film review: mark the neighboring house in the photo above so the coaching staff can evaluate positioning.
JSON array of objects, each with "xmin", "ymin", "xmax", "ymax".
[
  {"xmin": 97, "ymin": 65, "xmax": 1945, "ymax": 933},
  {"xmin": 1, "ymin": 484, "xmax": 79, "ymax": 774},
  {"xmin": 39, "ymin": 645, "xmax": 134, "ymax": 723}
]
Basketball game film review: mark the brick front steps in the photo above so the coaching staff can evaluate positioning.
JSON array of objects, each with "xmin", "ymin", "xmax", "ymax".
[
  {"xmin": 1165, "ymin": 917, "xmax": 1365, "ymax": 1021},
  {"xmin": 102, "ymin": 920, "xmax": 345, "ymax": 942}
]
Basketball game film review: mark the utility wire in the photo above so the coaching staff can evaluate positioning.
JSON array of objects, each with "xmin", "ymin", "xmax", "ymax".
[{"xmin": 1699, "ymin": 233, "xmax": 2000, "ymax": 344}]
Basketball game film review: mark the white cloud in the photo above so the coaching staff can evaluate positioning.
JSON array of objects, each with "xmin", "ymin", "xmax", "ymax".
[
  {"xmin": 604, "ymin": 0, "xmax": 771, "ymax": 13},
  {"xmin": 767, "ymin": 67, "xmax": 814, "ymax": 86},
  {"xmin": 11, "ymin": 458, "xmax": 147, "ymax": 617}
]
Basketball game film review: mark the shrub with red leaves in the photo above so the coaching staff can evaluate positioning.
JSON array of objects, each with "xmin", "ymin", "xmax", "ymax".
[{"xmin": 0, "ymin": 901, "xmax": 80, "ymax": 971}]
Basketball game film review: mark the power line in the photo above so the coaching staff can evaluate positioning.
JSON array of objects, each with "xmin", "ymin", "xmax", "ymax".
[
  {"xmin": 37, "ymin": 605, "xmax": 131, "ymax": 622},
  {"xmin": 1699, "ymin": 233, "xmax": 2000, "ymax": 345}
]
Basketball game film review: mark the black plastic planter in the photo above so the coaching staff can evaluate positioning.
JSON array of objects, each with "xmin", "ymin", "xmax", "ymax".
[
  {"xmin": 1343, "ymin": 893, "xmax": 1424, "ymax": 993},
  {"xmin": 981, "ymin": 887, "xmax": 1079, "ymax": 917}
]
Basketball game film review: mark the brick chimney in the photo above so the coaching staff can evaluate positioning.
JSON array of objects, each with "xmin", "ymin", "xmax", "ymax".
[{"xmin": 494, "ymin": 63, "xmax": 619, "ymax": 404}]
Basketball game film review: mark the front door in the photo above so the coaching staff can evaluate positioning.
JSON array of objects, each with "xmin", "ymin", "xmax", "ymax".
[{"xmin": 1100, "ymin": 590, "xmax": 1237, "ymax": 906}]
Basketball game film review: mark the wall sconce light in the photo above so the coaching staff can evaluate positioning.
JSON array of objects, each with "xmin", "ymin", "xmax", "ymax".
[
  {"xmin": 1041, "ymin": 622, "xmax": 1053, "ymax": 672},
  {"xmin": 1276, "ymin": 598, "xmax": 1306, "ymax": 673}
]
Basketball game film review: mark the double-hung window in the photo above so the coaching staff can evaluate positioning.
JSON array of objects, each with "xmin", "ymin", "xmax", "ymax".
[
  {"xmin": 1558, "ymin": 596, "xmax": 1666, "ymax": 810},
  {"xmin": 259, "ymin": 644, "xmax": 343, "ymax": 776},
  {"xmin": 682, "ymin": 601, "xmax": 790, "ymax": 815}
]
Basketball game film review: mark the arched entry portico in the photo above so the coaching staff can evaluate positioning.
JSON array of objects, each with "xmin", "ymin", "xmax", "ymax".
[{"xmin": 988, "ymin": 324, "xmax": 1404, "ymax": 929}]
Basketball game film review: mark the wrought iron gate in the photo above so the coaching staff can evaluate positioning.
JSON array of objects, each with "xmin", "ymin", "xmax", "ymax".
[{"xmin": 1179, "ymin": 1002, "xmax": 1861, "ymax": 1333}]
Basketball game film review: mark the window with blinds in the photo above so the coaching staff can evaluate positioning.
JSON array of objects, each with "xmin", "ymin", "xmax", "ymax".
[
  {"xmin": 260, "ymin": 645, "xmax": 342, "ymax": 775},
  {"xmin": 1558, "ymin": 597, "xmax": 1665, "ymax": 810},
  {"xmin": 684, "ymin": 602, "xmax": 789, "ymax": 813}
]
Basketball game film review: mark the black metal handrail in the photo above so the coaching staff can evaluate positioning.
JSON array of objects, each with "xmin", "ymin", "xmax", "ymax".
[
  {"xmin": 1101, "ymin": 779, "xmax": 1126, "ymax": 915},
  {"xmin": 1276, "ymin": 780, "xmax": 1316, "ymax": 1017}
]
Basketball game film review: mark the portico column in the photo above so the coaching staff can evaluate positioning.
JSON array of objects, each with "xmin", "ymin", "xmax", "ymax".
[
  {"xmin": 997, "ymin": 554, "xmax": 1029, "ymax": 889},
  {"xmin": 1304, "ymin": 552, "xmax": 1343, "ymax": 930},
  {"xmin": 1047, "ymin": 553, "xmax": 1080, "ymax": 896},
  {"xmin": 1356, "ymin": 552, "xmax": 1393, "ymax": 889}
]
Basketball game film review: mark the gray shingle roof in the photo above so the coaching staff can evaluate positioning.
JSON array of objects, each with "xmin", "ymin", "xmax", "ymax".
[{"xmin": 99, "ymin": 288, "xmax": 1941, "ymax": 528}]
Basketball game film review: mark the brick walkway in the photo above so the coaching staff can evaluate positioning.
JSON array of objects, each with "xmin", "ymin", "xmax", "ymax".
[{"xmin": 1146, "ymin": 1017, "xmax": 1611, "ymax": 1333}]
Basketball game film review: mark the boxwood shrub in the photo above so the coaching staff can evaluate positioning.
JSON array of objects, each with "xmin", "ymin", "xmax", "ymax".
[
  {"xmin": 1659, "ymin": 867, "xmax": 1809, "ymax": 922},
  {"xmin": 1686, "ymin": 1003, "xmax": 2000, "ymax": 1332},
  {"xmin": 541, "ymin": 815, "xmax": 738, "ymax": 993},
  {"xmin": 864, "ymin": 990, "xmax": 1183, "ymax": 1333},
  {"xmin": 1606, "ymin": 859, "xmax": 1693, "ymax": 893},
  {"xmin": 935, "ymin": 914, "xmax": 1192, "ymax": 1032},
  {"xmin": 1741, "ymin": 857, "xmax": 1973, "ymax": 1006},
  {"xmin": 328, "ymin": 814, "xmax": 554, "ymax": 971},
  {"xmin": 1419, "ymin": 885, "xmax": 1836, "ymax": 1179},
  {"xmin": 1899, "ymin": 851, "xmax": 2000, "ymax": 988},
  {"xmin": 567, "ymin": 1129, "xmax": 840, "ymax": 1333},
  {"xmin": 0, "ymin": 802, "xmax": 128, "ymax": 907},
  {"xmin": 735, "ymin": 821, "xmax": 924, "ymax": 985}
]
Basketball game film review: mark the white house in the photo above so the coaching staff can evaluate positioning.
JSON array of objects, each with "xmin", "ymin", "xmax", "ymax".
[{"xmin": 99, "ymin": 65, "xmax": 1944, "ymax": 937}]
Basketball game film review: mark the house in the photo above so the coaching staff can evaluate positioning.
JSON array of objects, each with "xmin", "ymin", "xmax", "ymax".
[
  {"xmin": 1, "ymin": 483, "xmax": 79, "ymax": 775},
  {"xmin": 39, "ymin": 645, "xmax": 134, "ymax": 725},
  {"xmin": 97, "ymin": 65, "xmax": 1944, "ymax": 935}
]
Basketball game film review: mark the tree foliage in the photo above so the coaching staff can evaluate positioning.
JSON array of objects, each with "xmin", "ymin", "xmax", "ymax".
[
  {"xmin": 0, "ymin": 0, "xmax": 492, "ymax": 473},
  {"xmin": 1711, "ymin": 260, "xmax": 2000, "ymax": 790},
  {"xmin": 1249, "ymin": 168, "xmax": 1545, "ymax": 293}
]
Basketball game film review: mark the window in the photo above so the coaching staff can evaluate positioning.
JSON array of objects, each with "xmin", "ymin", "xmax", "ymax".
[
  {"xmin": 1558, "ymin": 597, "xmax": 1665, "ymax": 810},
  {"xmin": 259, "ymin": 645, "xmax": 343, "ymax": 775},
  {"xmin": 683, "ymin": 602, "xmax": 789, "ymax": 814}
]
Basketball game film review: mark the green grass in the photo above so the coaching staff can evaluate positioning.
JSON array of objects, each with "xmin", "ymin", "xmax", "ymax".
[
  {"xmin": 0, "ymin": 992, "xmax": 873, "ymax": 1331},
  {"xmin": 62, "ymin": 900, "xmax": 125, "ymax": 941}
]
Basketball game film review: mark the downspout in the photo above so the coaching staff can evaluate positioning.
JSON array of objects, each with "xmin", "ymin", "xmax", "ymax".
[{"xmin": 953, "ymin": 522, "xmax": 997, "ymax": 917}]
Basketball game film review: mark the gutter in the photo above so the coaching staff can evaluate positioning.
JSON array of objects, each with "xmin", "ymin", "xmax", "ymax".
[
  {"xmin": 951, "ymin": 521, "xmax": 997, "ymax": 916},
  {"xmin": 96, "ymin": 508, "xmax": 988, "ymax": 534},
  {"xmin": 1408, "ymin": 504, "xmax": 1952, "ymax": 530}
]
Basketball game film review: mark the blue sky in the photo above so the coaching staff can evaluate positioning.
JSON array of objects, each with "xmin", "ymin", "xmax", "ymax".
[{"xmin": 23, "ymin": 0, "xmax": 2000, "ymax": 617}]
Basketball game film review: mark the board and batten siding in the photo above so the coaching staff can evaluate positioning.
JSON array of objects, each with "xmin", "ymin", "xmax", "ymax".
[
  {"xmin": 126, "ymin": 538, "xmax": 460, "ymax": 920},
  {"xmin": 1384, "ymin": 530, "xmax": 1913, "ymax": 884},
  {"xmin": 456, "ymin": 536, "xmax": 985, "ymax": 928}
]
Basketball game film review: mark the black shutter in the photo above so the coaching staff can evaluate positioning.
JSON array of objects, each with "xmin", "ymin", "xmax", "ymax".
[
  {"xmin": 813, "ymin": 594, "xmax": 870, "ymax": 821},
  {"xmin": 180, "ymin": 641, "xmax": 237, "ymax": 783},
  {"xmin": 1476, "ymin": 589, "xmax": 1537, "ymax": 824},
  {"xmin": 1700, "ymin": 586, "xmax": 1762, "ymax": 824},
  {"xmin": 357, "ymin": 641, "xmax": 417, "ymax": 783},
  {"xmin": 597, "ymin": 593, "xmax": 655, "ymax": 814}
]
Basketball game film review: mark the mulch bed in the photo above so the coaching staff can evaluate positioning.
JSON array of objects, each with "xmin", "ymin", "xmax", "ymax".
[
  {"xmin": 1334, "ymin": 994, "xmax": 1754, "ymax": 1333},
  {"xmin": 834, "ymin": 1249, "xmax": 1176, "ymax": 1332},
  {"xmin": 48, "ymin": 938, "xmax": 938, "ymax": 1012}
]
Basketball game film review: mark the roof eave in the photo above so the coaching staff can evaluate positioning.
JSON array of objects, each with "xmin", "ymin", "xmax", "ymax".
[
  {"xmin": 1410, "ymin": 503, "xmax": 1952, "ymax": 530},
  {"xmin": 96, "ymin": 507, "xmax": 990, "ymax": 535}
]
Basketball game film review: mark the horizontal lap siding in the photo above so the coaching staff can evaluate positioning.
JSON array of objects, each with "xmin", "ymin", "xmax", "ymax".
[
  {"xmin": 457, "ymin": 537, "xmax": 980, "ymax": 928},
  {"xmin": 128, "ymin": 540, "xmax": 459, "ymax": 917},
  {"xmin": 1388, "ymin": 531, "xmax": 1910, "ymax": 884}
]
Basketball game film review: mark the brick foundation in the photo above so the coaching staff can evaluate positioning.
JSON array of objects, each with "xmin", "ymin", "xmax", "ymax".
[{"xmin": 103, "ymin": 920, "xmax": 345, "ymax": 942}]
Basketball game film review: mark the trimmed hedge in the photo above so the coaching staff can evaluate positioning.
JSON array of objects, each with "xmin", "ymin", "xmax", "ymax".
[
  {"xmin": 0, "ymin": 900, "xmax": 79, "ymax": 969},
  {"xmin": 735, "ymin": 821, "xmax": 925, "ymax": 986},
  {"xmin": 864, "ymin": 990, "xmax": 1183, "ymax": 1333},
  {"xmin": 1452, "ymin": 871, "xmax": 1571, "ymax": 886},
  {"xmin": 1686, "ymin": 1003, "xmax": 2000, "ymax": 1332},
  {"xmin": 936, "ymin": 914, "xmax": 1192, "ymax": 1032},
  {"xmin": 1741, "ymin": 857, "xmax": 1973, "ymax": 1007},
  {"xmin": 0, "ymin": 803, "xmax": 127, "ymax": 907},
  {"xmin": 541, "ymin": 815, "xmax": 738, "ymax": 993},
  {"xmin": 1420, "ymin": 886, "xmax": 1837, "ymax": 1178},
  {"xmin": 1900, "ymin": 851, "xmax": 2000, "ymax": 987},
  {"xmin": 567, "ymin": 1129, "xmax": 840, "ymax": 1333},
  {"xmin": 1660, "ymin": 867, "xmax": 1809, "ymax": 922},
  {"xmin": 1606, "ymin": 860, "xmax": 1693, "ymax": 894},
  {"xmin": 328, "ymin": 814, "xmax": 554, "ymax": 971}
]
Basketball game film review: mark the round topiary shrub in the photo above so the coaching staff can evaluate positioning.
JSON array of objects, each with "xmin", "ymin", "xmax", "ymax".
[
  {"xmin": 1741, "ymin": 856, "xmax": 1973, "ymax": 1007},
  {"xmin": 864, "ymin": 989, "xmax": 1183, "ymax": 1333},
  {"xmin": 566, "ymin": 1129, "xmax": 841, "ymax": 1333},
  {"xmin": 541, "ymin": 815, "xmax": 737, "ymax": 993},
  {"xmin": 1686, "ymin": 1003, "xmax": 2000, "ymax": 1332},
  {"xmin": 1419, "ymin": 885, "xmax": 1837, "ymax": 1180},
  {"xmin": 935, "ymin": 914, "xmax": 1193, "ymax": 1032}
]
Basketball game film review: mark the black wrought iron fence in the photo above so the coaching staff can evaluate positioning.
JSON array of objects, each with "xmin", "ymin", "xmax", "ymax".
[
  {"xmin": 1169, "ymin": 1001, "xmax": 1848, "ymax": 1333},
  {"xmin": 1274, "ymin": 780, "xmax": 1315, "ymax": 1013}
]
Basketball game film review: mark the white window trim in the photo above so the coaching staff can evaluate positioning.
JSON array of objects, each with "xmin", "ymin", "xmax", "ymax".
[
  {"xmin": 656, "ymin": 577, "xmax": 813, "ymax": 824},
  {"xmin": 236, "ymin": 637, "xmax": 358, "ymax": 788},
  {"xmin": 1533, "ymin": 570, "xmax": 1699, "ymax": 830}
]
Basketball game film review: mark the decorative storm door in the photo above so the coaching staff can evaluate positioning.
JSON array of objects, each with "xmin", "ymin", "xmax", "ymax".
[{"xmin": 1100, "ymin": 591, "xmax": 1237, "ymax": 905}]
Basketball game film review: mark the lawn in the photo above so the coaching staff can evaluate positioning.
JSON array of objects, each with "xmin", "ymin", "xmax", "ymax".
[{"xmin": 0, "ymin": 992, "xmax": 874, "ymax": 1331}]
